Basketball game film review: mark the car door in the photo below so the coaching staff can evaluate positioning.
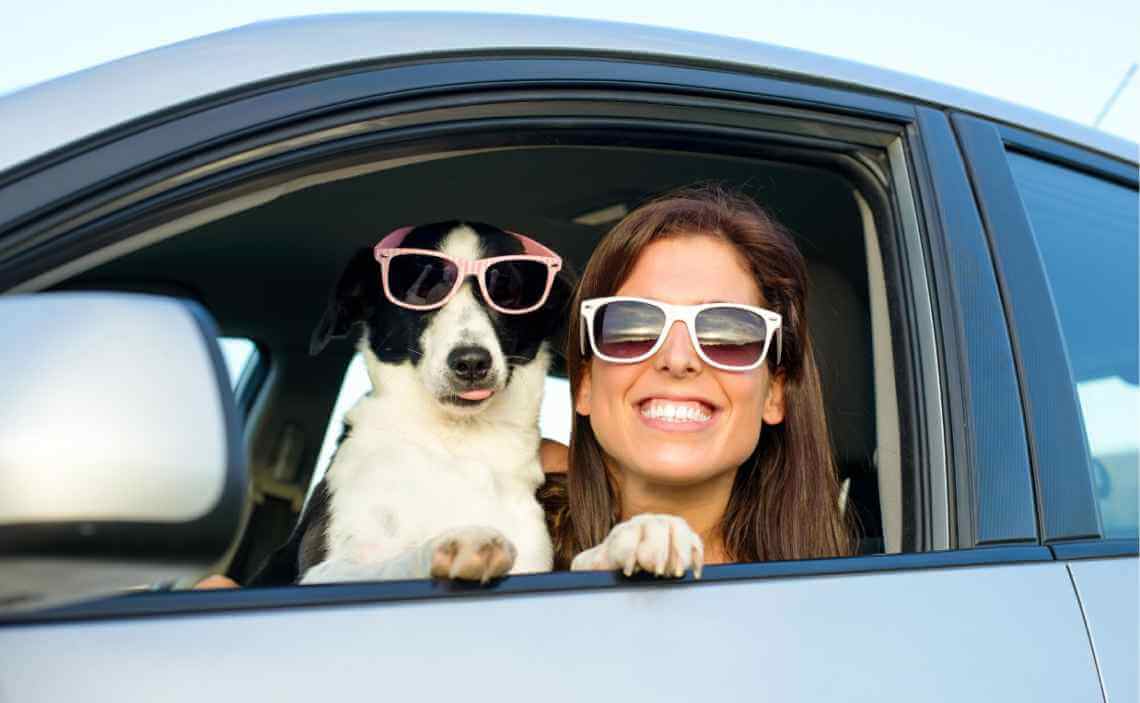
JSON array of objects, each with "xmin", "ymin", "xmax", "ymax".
[
  {"xmin": 955, "ymin": 115, "xmax": 1139, "ymax": 703},
  {"xmin": 0, "ymin": 26, "xmax": 1121, "ymax": 701}
]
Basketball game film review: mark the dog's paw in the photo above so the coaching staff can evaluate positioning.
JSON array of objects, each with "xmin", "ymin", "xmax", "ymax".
[
  {"xmin": 570, "ymin": 514, "xmax": 704, "ymax": 579},
  {"xmin": 428, "ymin": 526, "xmax": 517, "ymax": 583}
]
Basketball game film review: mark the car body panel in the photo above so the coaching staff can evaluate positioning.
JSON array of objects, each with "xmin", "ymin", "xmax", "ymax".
[
  {"xmin": 0, "ymin": 12, "xmax": 1134, "ymax": 177},
  {"xmin": 1069, "ymin": 558, "xmax": 1139, "ymax": 703},
  {"xmin": 0, "ymin": 561, "xmax": 1102, "ymax": 701}
]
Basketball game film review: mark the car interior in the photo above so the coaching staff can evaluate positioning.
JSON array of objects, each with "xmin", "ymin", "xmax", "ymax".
[{"xmin": 60, "ymin": 143, "xmax": 897, "ymax": 584}]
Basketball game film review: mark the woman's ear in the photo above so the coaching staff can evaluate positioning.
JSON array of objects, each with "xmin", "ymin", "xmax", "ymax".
[
  {"xmin": 574, "ymin": 364, "xmax": 592, "ymax": 417},
  {"xmin": 762, "ymin": 371, "xmax": 786, "ymax": 425}
]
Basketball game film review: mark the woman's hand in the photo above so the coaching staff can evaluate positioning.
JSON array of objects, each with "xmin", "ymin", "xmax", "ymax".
[{"xmin": 570, "ymin": 514, "xmax": 704, "ymax": 579}]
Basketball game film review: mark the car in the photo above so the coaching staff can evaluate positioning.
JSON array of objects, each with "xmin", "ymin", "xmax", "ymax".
[{"xmin": 0, "ymin": 12, "xmax": 1135, "ymax": 702}]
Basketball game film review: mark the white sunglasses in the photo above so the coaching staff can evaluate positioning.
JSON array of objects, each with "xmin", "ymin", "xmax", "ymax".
[{"xmin": 580, "ymin": 296, "xmax": 782, "ymax": 371}]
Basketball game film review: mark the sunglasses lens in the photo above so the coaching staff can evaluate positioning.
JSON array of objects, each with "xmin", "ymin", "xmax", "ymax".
[
  {"xmin": 594, "ymin": 300, "xmax": 666, "ymax": 359},
  {"xmin": 694, "ymin": 307, "xmax": 769, "ymax": 368},
  {"xmin": 485, "ymin": 260, "xmax": 550, "ymax": 310},
  {"xmin": 387, "ymin": 254, "xmax": 458, "ymax": 306}
]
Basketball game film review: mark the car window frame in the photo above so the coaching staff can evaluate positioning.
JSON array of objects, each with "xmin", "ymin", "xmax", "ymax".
[
  {"xmin": 0, "ymin": 54, "xmax": 1060, "ymax": 624},
  {"xmin": 953, "ymin": 112, "xmax": 1139, "ymax": 556},
  {"xmin": 912, "ymin": 108, "xmax": 1040, "ymax": 548}
]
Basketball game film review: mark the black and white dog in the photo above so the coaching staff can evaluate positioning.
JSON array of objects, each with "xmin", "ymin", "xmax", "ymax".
[{"xmin": 254, "ymin": 221, "xmax": 570, "ymax": 585}]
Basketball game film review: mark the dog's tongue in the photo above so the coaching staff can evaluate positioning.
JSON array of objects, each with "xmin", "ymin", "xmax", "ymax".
[{"xmin": 458, "ymin": 389, "xmax": 494, "ymax": 401}]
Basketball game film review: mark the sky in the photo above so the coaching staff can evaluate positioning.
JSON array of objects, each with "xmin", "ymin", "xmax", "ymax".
[{"xmin": 3, "ymin": 0, "xmax": 1138, "ymax": 143}]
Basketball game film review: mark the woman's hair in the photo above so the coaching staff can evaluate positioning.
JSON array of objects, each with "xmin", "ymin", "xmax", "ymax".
[{"xmin": 547, "ymin": 184, "xmax": 855, "ymax": 566}]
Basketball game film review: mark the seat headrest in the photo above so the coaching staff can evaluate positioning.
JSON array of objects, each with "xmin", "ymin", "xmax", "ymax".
[{"xmin": 805, "ymin": 261, "xmax": 876, "ymax": 467}]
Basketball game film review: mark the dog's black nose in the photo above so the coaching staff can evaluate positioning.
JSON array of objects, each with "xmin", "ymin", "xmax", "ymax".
[{"xmin": 447, "ymin": 346, "xmax": 492, "ymax": 382}]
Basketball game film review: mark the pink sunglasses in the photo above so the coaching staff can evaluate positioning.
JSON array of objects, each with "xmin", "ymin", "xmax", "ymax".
[{"xmin": 373, "ymin": 226, "xmax": 562, "ymax": 314}]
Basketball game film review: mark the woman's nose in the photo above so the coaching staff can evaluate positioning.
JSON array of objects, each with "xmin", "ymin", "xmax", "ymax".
[{"xmin": 654, "ymin": 321, "xmax": 702, "ymax": 376}]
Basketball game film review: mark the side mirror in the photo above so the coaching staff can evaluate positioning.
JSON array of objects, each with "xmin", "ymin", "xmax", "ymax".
[{"xmin": 0, "ymin": 292, "xmax": 248, "ymax": 611}]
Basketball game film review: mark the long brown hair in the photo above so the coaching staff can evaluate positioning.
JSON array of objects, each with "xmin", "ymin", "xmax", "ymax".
[{"xmin": 547, "ymin": 185, "xmax": 854, "ymax": 566}]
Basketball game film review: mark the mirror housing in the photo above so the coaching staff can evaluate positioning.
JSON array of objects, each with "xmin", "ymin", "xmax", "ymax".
[{"xmin": 0, "ymin": 293, "xmax": 248, "ymax": 610}]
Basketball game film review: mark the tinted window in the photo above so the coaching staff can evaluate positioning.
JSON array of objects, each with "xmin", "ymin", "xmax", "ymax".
[{"xmin": 1009, "ymin": 153, "xmax": 1138, "ymax": 538}]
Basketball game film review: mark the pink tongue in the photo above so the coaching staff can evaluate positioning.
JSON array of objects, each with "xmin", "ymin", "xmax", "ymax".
[{"xmin": 458, "ymin": 389, "xmax": 494, "ymax": 401}]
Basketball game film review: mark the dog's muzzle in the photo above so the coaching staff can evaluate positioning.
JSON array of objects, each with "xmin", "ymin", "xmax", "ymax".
[{"xmin": 444, "ymin": 345, "xmax": 499, "ymax": 405}]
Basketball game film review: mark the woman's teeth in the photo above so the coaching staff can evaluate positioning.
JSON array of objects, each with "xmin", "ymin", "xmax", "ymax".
[{"xmin": 640, "ymin": 399, "xmax": 712, "ymax": 423}]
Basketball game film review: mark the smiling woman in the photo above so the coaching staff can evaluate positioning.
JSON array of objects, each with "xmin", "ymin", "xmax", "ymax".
[{"xmin": 548, "ymin": 186, "xmax": 855, "ymax": 572}]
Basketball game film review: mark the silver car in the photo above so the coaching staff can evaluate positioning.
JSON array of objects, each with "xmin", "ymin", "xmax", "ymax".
[{"xmin": 1, "ymin": 13, "xmax": 1136, "ymax": 702}]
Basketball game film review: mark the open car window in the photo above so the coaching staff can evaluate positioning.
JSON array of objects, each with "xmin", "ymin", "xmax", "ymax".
[
  {"xmin": 203, "ymin": 143, "xmax": 898, "ymax": 579},
  {"xmin": 60, "ymin": 141, "xmax": 903, "ymax": 586}
]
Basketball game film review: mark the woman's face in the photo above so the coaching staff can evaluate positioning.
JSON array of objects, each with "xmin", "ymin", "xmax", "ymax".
[{"xmin": 576, "ymin": 234, "xmax": 785, "ymax": 490}]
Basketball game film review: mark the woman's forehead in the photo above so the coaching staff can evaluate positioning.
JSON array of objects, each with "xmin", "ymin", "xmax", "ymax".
[{"xmin": 614, "ymin": 235, "xmax": 763, "ymax": 306}]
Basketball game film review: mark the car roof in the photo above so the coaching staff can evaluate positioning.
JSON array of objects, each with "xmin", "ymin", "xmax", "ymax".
[{"xmin": 1, "ymin": 11, "xmax": 1136, "ymax": 175}]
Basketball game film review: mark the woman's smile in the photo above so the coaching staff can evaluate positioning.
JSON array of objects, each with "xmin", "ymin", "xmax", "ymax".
[{"xmin": 636, "ymin": 396, "xmax": 717, "ymax": 430}]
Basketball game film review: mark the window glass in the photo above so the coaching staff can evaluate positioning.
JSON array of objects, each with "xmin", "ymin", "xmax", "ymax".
[
  {"xmin": 310, "ymin": 354, "xmax": 572, "ymax": 491},
  {"xmin": 218, "ymin": 337, "xmax": 258, "ymax": 389},
  {"xmin": 1008, "ymin": 153, "xmax": 1139, "ymax": 538}
]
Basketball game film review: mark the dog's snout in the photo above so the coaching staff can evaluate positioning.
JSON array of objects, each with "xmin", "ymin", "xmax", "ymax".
[{"xmin": 447, "ymin": 346, "xmax": 492, "ymax": 382}]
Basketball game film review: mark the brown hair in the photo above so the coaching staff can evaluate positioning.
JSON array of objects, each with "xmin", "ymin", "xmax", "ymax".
[{"xmin": 546, "ymin": 185, "xmax": 854, "ymax": 566}]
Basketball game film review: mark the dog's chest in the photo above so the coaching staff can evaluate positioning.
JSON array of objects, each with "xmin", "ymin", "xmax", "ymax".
[{"xmin": 323, "ymin": 423, "xmax": 546, "ymax": 564}]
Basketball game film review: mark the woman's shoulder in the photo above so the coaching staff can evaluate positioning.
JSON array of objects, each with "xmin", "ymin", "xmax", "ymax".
[{"xmin": 540, "ymin": 438, "xmax": 568, "ymax": 473}]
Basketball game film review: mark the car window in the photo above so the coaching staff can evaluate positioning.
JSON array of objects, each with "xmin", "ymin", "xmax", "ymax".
[
  {"xmin": 218, "ymin": 337, "xmax": 259, "ymax": 389},
  {"xmin": 310, "ymin": 353, "xmax": 572, "ymax": 492},
  {"xmin": 1007, "ymin": 153, "xmax": 1139, "ymax": 538},
  {"xmin": 25, "ymin": 106, "xmax": 904, "ymax": 589}
]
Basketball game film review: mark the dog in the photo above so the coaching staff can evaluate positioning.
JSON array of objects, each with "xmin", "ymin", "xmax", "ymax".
[{"xmin": 252, "ymin": 221, "xmax": 570, "ymax": 585}]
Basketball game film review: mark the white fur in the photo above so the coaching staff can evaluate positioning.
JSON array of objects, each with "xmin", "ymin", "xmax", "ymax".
[
  {"xmin": 302, "ymin": 225, "xmax": 554, "ymax": 583},
  {"xmin": 570, "ymin": 514, "xmax": 704, "ymax": 579},
  {"xmin": 415, "ymin": 228, "xmax": 509, "ymax": 406}
]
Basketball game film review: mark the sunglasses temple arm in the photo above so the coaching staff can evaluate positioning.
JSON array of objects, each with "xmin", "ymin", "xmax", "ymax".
[{"xmin": 777, "ymin": 327, "xmax": 782, "ymax": 366}]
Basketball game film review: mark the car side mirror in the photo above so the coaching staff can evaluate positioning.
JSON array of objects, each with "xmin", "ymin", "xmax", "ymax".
[{"xmin": 0, "ymin": 292, "xmax": 248, "ymax": 611}]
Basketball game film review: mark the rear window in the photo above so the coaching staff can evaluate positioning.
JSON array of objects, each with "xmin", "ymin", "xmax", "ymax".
[
  {"xmin": 1008, "ymin": 153, "xmax": 1138, "ymax": 538},
  {"xmin": 219, "ymin": 337, "xmax": 259, "ymax": 389}
]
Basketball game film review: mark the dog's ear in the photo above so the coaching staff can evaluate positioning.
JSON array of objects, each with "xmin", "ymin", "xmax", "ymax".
[{"xmin": 310, "ymin": 247, "xmax": 383, "ymax": 356}]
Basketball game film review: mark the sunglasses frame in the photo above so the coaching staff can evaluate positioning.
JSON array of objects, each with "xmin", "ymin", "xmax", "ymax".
[
  {"xmin": 580, "ymin": 296, "xmax": 783, "ymax": 371},
  {"xmin": 373, "ymin": 226, "xmax": 562, "ymax": 314}
]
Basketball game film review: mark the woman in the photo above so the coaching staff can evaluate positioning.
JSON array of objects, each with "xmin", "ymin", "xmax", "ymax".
[{"xmin": 543, "ymin": 185, "xmax": 854, "ymax": 576}]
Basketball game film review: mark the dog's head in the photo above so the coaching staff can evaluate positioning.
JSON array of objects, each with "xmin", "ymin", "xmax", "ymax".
[{"xmin": 311, "ymin": 221, "xmax": 572, "ymax": 416}]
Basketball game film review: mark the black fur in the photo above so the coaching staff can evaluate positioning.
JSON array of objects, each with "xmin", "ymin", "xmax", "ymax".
[
  {"xmin": 246, "ymin": 480, "xmax": 331, "ymax": 587},
  {"xmin": 311, "ymin": 220, "xmax": 570, "ymax": 368},
  {"xmin": 249, "ymin": 221, "xmax": 571, "ymax": 585}
]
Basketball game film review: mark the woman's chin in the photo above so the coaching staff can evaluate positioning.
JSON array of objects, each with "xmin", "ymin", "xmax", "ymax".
[{"xmin": 626, "ymin": 449, "xmax": 731, "ymax": 486}]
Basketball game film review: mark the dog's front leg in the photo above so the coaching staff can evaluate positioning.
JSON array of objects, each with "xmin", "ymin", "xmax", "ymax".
[{"xmin": 301, "ymin": 526, "xmax": 518, "ymax": 585}]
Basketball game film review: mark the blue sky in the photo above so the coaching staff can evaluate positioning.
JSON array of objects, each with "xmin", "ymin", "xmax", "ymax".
[{"xmin": 4, "ymin": 0, "xmax": 1138, "ymax": 143}]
